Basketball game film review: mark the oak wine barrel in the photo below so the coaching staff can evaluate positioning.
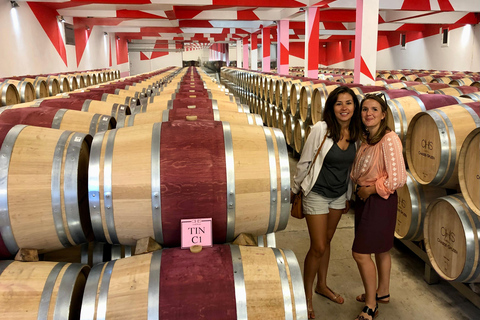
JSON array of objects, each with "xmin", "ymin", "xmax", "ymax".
[
  {"xmin": 293, "ymin": 118, "xmax": 308, "ymax": 154},
  {"xmin": 415, "ymin": 75, "xmax": 434, "ymax": 83},
  {"xmin": 387, "ymin": 94, "xmax": 469, "ymax": 145},
  {"xmin": 277, "ymin": 110, "xmax": 287, "ymax": 133},
  {"xmin": 424, "ymin": 194, "xmax": 480, "ymax": 282},
  {"xmin": 271, "ymin": 106, "xmax": 281, "ymax": 129},
  {"xmin": 458, "ymin": 127, "xmax": 480, "ymax": 215},
  {"xmin": 406, "ymin": 102, "xmax": 480, "ymax": 189},
  {"xmin": 449, "ymin": 77, "xmax": 474, "ymax": 86},
  {"xmin": 461, "ymin": 92, "xmax": 480, "ymax": 102},
  {"xmin": 0, "ymin": 107, "xmax": 115, "ymax": 135},
  {"xmin": 281, "ymin": 78, "xmax": 302, "ymax": 112},
  {"xmin": 434, "ymin": 86, "xmax": 479, "ymax": 96},
  {"xmin": 0, "ymin": 82, "xmax": 20, "ymax": 106},
  {"xmin": 0, "ymin": 260, "xmax": 89, "ymax": 319},
  {"xmin": 284, "ymin": 114, "xmax": 295, "ymax": 147},
  {"xmin": 395, "ymin": 171, "xmax": 447, "ymax": 241},
  {"xmin": 400, "ymin": 74, "xmax": 419, "ymax": 81},
  {"xmin": 0, "ymin": 124, "xmax": 93, "ymax": 258},
  {"xmin": 310, "ymin": 85, "xmax": 340, "ymax": 124},
  {"xmin": 88, "ymin": 121, "xmax": 290, "ymax": 247},
  {"xmin": 57, "ymin": 75, "xmax": 71, "ymax": 92},
  {"xmin": 42, "ymin": 242, "xmax": 133, "ymax": 267},
  {"xmin": 80, "ymin": 245, "xmax": 306, "ymax": 320},
  {"xmin": 5, "ymin": 98, "xmax": 131, "ymax": 123}
]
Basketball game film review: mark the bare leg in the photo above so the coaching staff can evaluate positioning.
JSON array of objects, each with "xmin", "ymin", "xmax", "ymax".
[
  {"xmin": 353, "ymin": 251, "xmax": 377, "ymax": 320},
  {"xmin": 375, "ymin": 251, "xmax": 391, "ymax": 302},
  {"xmin": 304, "ymin": 214, "xmax": 329, "ymax": 319},
  {"xmin": 314, "ymin": 208, "xmax": 344, "ymax": 303}
]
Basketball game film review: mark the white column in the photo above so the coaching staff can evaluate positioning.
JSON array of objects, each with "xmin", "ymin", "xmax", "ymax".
[{"xmin": 354, "ymin": 0, "xmax": 379, "ymax": 84}]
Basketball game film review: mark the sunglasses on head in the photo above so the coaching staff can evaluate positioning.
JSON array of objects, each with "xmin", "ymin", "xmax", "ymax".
[{"xmin": 363, "ymin": 92, "xmax": 387, "ymax": 103}]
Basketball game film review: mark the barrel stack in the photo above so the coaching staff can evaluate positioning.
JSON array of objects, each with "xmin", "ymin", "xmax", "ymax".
[{"xmin": 0, "ymin": 66, "xmax": 308, "ymax": 320}]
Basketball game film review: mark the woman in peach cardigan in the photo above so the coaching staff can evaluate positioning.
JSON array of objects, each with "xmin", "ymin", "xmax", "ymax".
[{"xmin": 350, "ymin": 93, "xmax": 407, "ymax": 320}]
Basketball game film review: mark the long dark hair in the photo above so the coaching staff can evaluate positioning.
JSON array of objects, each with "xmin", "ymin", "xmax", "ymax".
[
  {"xmin": 360, "ymin": 94, "xmax": 391, "ymax": 145},
  {"xmin": 323, "ymin": 86, "xmax": 361, "ymax": 143}
]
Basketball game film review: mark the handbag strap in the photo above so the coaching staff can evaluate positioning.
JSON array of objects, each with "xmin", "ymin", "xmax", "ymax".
[{"xmin": 307, "ymin": 133, "xmax": 328, "ymax": 176}]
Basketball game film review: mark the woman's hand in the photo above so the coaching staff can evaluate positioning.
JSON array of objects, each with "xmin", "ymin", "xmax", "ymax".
[
  {"xmin": 356, "ymin": 185, "xmax": 376, "ymax": 202},
  {"xmin": 343, "ymin": 200, "xmax": 351, "ymax": 214}
]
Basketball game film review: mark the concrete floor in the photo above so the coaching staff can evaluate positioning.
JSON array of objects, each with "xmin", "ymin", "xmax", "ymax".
[{"xmin": 276, "ymin": 150, "xmax": 480, "ymax": 320}]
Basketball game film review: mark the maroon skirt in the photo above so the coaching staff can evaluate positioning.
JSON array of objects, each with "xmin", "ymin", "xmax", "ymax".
[{"xmin": 352, "ymin": 192, "xmax": 398, "ymax": 254}]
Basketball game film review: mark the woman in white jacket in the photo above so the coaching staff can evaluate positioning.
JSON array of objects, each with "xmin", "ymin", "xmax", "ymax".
[{"xmin": 291, "ymin": 86, "xmax": 361, "ymax": 319}]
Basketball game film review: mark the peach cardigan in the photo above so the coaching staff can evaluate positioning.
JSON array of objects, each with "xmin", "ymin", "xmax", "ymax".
[{"xmin": 350, "ymin": 131, "xmax": 407, "ymax": 199}]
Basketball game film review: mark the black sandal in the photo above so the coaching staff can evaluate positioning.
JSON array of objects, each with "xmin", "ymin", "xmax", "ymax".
[
  {"xmin": 356, "ymin": 293, "xmax": 390, "ymax": 304},
  {"xmin": 376, "ymin": 293, "xmax": 390, "ymax": 304},
  {"xmin": 355, "ymin": 303, "xmax": 378, "ymax": 320}
]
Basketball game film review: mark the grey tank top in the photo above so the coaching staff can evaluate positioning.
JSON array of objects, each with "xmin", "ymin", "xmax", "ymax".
[{"xmin": 311, "ymin": 142, "xmax": 356, "ymax": 198}]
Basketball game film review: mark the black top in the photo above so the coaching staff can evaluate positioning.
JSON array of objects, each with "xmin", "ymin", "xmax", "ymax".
[{"xmin": 311, "ymin": 142, "xmax": 356, "ymax": 198}]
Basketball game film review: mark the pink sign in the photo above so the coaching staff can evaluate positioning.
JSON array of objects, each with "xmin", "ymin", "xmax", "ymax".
[{"xmin": 181, "ymin": 218, "xmax": 213, "ymax": 249}]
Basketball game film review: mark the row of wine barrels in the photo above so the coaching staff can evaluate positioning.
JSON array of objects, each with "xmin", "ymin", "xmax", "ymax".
[
  {"xmin": 0, "ymin": 124, "xmax": 93, "ymax": 258},
  {"xmin": 2, "ymin": 245, "xmax": 304, "ymax": 318},
  {"xmin": 0, "ymin": 260, "xmax": 89, "ymax": 319},
  {"xmin": 80, "ymin": 245, "xmax": 307, "ymax": 319},
  {"xmin": 88, "ymin": 121, "xmax": 290, "ymax": 247},
  {"xmin": 0, "ymin": 68, "xmax": 270, "ymax": 258},
  {"xmin": 406, "ymin": 102, "xmax": 480, "ymax": 189},
  {"xmin": 0, "ymin": 107, "xmax": 115, "ymax": 135}
]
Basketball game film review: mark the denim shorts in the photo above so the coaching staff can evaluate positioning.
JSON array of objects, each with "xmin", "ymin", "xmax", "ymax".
[{"xmin": 303, "ymin": 191, "xmax": 347, "ymax": 215}]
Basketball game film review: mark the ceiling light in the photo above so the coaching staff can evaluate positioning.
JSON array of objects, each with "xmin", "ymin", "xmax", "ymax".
[{"xmin": 10, "ymin": 1, "xmax": 19, "ymax": 8}]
